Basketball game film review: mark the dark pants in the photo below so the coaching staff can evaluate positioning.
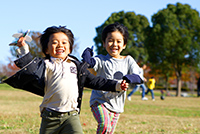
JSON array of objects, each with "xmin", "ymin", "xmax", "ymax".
[{"xmin": 40, "ymin": 108, "xmax": 83, "ymax": 134}]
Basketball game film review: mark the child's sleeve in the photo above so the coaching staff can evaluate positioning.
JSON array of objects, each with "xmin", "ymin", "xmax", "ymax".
[
  {"xmin": 122, "ymin": 73, "xmax": 143, "ymax": 84},
  {"xmin": 3, "ymin": 55, "xmax": 45, "ymax": 96},
  {"xmin": 14, "ymin": 44, "xmax": 32, "ymax": 69},
  {"xmin": 84, "ymin": 69, "xmax": 119, "ymax": 92},
  {"xmin": 128, "ymin": 56, "xmax": 144, "ymax": 80},
  {"xmin": 16, "ymin": 44, "xmax": 30, "ymax": 58}
]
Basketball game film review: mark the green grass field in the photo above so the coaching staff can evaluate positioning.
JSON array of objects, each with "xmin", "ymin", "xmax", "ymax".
[{"xmin": 0, "ymin": 84, "xmax": 199, "ymax": 134}]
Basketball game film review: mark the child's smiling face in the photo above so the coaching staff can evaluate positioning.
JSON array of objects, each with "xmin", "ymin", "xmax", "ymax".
[
  {"xmin": 46, "ymin": 32, "xmax": 71, "ymax": 60},
  {"xmin": 103, "ymin": 31, "xmax": 126, "ymax": 59}
]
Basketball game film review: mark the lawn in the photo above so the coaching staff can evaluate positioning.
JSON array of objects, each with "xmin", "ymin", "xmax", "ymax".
[{"xmin": 0, "ymin": 84, "xmax": 199, "ymax": 134}]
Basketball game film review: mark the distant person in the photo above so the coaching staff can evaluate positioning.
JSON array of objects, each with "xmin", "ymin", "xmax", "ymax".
[
  {"xmin": 82, "ymin": 22, "xmax": 144, "ymax": 134},
  {"xmin": 127, "ymin": 64, "xmax": 148, "ymax": 101},
  {"xmin": 145, "ymin": 76, "xmax": 156, "ymax": 101},
  {"xmin": 197, "ymin": 77, "xmax": 200, "ymax": 97},
  {"xmin": 160, "ymin": 89, "xmax": 165, "ymax": 100},
  {"xmin": 4, "ymin": 26, "xmax": 130, "ymax": 134}
]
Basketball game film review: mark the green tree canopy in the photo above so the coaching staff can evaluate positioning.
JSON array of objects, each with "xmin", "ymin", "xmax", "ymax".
[
  {"xmin": 94, "ymin": 11, "xmax": 150, "ymax": 63},
  {"xmin": 145, "ymin": 3, "xmax": 200, "ymax": 96}
]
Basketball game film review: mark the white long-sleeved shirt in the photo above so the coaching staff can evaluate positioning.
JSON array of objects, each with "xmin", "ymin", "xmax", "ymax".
[
  {"xmin": 40, "ymin": 57, "xmax": 79, "ymax": 112},
  {"xmin": 17, "ymin": 45, "xmax": 79, "ymax": 113}
]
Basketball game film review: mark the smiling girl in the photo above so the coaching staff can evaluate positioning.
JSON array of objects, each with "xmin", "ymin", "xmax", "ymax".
[{"xmin": 82, "ymin": 22, "xmax": 144, "ymax": 134}]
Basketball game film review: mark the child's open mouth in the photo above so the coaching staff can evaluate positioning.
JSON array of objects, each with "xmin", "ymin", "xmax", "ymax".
[
  {"xmin": 56, "ymin": 49, "xmax": 65, "ymax": 54},
  {"xmin": 111, "ymin": 48, "xmax": 118, "ymax": 52}
]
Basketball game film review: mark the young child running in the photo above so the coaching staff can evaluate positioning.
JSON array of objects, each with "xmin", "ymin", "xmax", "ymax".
[
  {"xmin": 82, "ymin": 22, "xmax": 144, "ymax": 134},
  {"xmin": 4, "ymin": 26, "xmax": 130, "ymax": 134},
  {"xmin": 145, "ymin": 76, "xmax": 156, "ymax": 101}
]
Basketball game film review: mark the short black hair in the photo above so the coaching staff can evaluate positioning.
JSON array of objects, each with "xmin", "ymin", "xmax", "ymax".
[
  {"xmin": 101, "ymin": 22, "xmax": 129, "ymax": 45},
  {"xmin": 40, "ymin": 26, "xmax": 74, "ymax": 59}
]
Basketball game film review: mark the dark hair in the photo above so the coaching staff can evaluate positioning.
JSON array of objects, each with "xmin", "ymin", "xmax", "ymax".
[
  {"xmin": 101, "ymin": 22, "xmax": 129, "ymax": 45},
  {"xmin": 40, "ymin": 26, "xmax": 74, "ymax": 59}
]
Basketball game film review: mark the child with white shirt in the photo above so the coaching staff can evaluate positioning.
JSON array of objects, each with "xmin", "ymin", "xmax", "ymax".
[{"xmin": 4, "ymin": 26, "xmax": 129, "ymax": 134}]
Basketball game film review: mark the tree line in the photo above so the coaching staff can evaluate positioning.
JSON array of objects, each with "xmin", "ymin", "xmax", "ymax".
[
  {"xmin": 1, "ymin": 2, "xmax": 200, "ymax": 97},
  {"xmin": 94, "ymin": 3, "xmax": 200, "ymax": 97}
]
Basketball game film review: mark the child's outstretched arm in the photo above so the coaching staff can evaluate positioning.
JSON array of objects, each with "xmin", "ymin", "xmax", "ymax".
[
  {"xmin": 11, "ymin": 36, "xmax": 31, "ymax": 68},
  {"xmin": 4, "ymin": 36, "xmax": 45, "ymax": 96},
  {"xmin": 81, "ymin": 47, "xmax": 96, "ymax": 68},
  {"xmin": 84, "ymin": 70, "xmax": 129, "ymax": 92}
]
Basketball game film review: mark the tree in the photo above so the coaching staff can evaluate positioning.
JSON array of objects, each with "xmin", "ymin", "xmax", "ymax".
[
  {"xmin": 145, "ymin": 3, "xmax": 200, "ymax": 96},
  {"xmin": 148, "ymin": 60, "xmax": 174, "ymax": 92},
  {"xmin": 0, "ymin": 58, "xmax": 19, "ymax": 81},
  {"xmin": 94, "ymin": 11, "xmax": 150, "ymax": 63}
]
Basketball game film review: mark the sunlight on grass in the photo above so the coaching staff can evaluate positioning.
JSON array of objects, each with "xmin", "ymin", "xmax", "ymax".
[{"xmin": 0, "ymin": 84, "xmax": 199, "ymax": 133}]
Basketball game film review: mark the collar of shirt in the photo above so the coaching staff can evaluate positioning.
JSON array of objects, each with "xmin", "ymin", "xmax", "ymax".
[{"xmin": 50, "ymin": 56, "xmax": 71, "ymax": 63}]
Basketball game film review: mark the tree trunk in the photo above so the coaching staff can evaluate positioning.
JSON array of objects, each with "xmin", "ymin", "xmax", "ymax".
[
  {"xmin": 176, "ymin": 75, "xmax": 182, "ymax": 97},
  {"xmin": 174, "ymin": 65, "xmax": 182, "ymax": 97}
]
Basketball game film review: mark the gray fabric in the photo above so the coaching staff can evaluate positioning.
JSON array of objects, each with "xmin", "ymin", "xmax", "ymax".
[{"xmin": 90, "ymin": 54, "xmax": 141, "ymax": 113}]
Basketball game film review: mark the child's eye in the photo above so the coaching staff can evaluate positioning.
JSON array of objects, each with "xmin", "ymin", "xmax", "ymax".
[
  {"xmin": 117, "ymin": 40, "xmax": 122, "ymax": 43},
  {"xmin": 52, "ymin": 41, "xmax": 58, "ymax": 44},
  {"xmin": 63, "ymin": 41, "xmax": 68, "ymax": 44},
  {"xmin": 108, "ymin": 39, "xmax": 113, "ymax": 42}
]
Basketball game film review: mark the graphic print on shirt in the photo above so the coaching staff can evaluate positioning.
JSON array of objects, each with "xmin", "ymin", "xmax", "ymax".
[
  {"xmin": 104, "ymin": 71, "xmax": 125, "ymax": 99},
  {"xmin": 70, "ymin": 66, "xmax": 77, "ymax": 74}
]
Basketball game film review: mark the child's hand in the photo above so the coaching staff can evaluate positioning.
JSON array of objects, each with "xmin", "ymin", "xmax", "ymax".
[
  {"xmin": 120, "ymin": 80, "xmax": 129, "ymax": 91},
  {"xmin": 17, "ymin": 36, "xmax": 27, "ymax": 47},
  {"xmin": 82, "ymin": 47, "xmax": 93, "ymax": 58},
  {"xmin": 81, "ymin": 47, "xmax": 96, "ymax": 68}
]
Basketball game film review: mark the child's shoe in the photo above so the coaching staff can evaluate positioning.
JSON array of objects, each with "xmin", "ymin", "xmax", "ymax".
[
  {"xmin": 127, "ymin": 96, "xmax": 131, "ymax": 101},
  {"xmin": 142, "ymin": 97, "xmax": 148, "ymax": 100}
]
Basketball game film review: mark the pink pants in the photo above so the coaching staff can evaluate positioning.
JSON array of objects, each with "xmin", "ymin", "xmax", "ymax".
[{"xmin": 91, "ymin": 102, "xmax": 120, "ymax": 134}]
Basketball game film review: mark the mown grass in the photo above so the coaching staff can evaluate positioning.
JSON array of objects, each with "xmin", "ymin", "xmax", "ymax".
[{"xmin": 0, "ymin": 84, "xmax": 199, "ymax": 134}]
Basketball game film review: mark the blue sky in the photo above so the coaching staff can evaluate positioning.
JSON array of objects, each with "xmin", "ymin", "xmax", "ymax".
[{"xmin": 0, "ymin": 0, "xmax": 199, "ymax": 64}]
